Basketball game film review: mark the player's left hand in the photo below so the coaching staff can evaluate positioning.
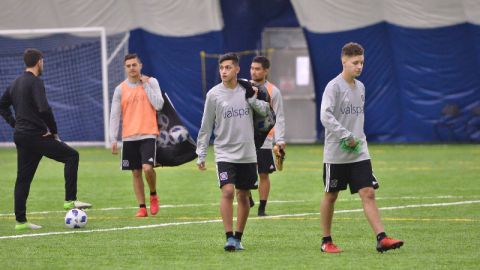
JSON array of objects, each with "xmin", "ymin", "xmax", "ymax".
[{"xmin": 139, "ymin": 75, "xmax": 150, "ymax": 84}]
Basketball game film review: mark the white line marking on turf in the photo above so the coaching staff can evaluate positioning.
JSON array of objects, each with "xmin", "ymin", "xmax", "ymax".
[
  {"xmin": 0, "ymin": 195, "xmax": 477, "ymax": 216},
  {"xmin": 0, "ymin": 196, "xmax": 478, "ymax": 217},
  {"xmin": 0, "ymin": 200, "xmax": 306, "ymax": 217},
  {"xmin": 1, "ymin": 200, "xmax": 479, "ymax": 240}
]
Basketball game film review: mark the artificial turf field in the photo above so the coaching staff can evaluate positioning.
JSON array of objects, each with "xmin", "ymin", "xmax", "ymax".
[{"xmin": 0, "ymin": 144, "xmax": 479, "ymax": 269}]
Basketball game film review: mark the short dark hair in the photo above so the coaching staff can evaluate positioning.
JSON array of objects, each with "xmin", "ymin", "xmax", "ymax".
[
  {"xmin": 124, "ymin": 53, "xmax": 141, "ymax": 63},
  {"xmin": 23, "ymin": 48, "xmax": 43, "ymax": 67},
  {"xmin": 218, "ymin": 53, "xmax": 239, "ymax": 65},
  {"xmin": 252, "ymin": 56, "xmax": 270, "ymax": 69},
  {"xmin": 341, "ymin": 42, "xmax": 364, "ymax": 57}
]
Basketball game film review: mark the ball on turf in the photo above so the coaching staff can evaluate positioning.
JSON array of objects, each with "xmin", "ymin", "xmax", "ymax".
[{"xmin": 65, "ymin": 208, "xmax": 88, "ymax": 229}]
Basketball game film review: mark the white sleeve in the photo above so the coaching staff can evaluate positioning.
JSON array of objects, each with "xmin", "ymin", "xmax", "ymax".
[
  {"xmin": 272, "ymin": 88, "xmax": 285, "ymax": 144},
  {"xmin": 109, "ymin": 86, "xmax": 122, "ymax": 143},
  {"xmin": 320, "ymin": 84, "xmax": 352, "ymax": 139},
  {"xmin": 247, "ymin": 95, "xmax": 269, "ymax": 117},
  {"xmin": 196, "ymin": 93, "xmax": 216, "ymax": 162},
  {"xmin": 143, "ymin": 78, "xmax": 164, "ymax": 110}
]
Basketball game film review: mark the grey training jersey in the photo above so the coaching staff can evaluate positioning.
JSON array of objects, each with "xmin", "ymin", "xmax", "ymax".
[
  {"xmin": 196, "ymin": 82, "xmax": 269, "ymax": 163},
  {"xmin": 320, "ymin": 74, "xmax": 370, "ymax": 164}
]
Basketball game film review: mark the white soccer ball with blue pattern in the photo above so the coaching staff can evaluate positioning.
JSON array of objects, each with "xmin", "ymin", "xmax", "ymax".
[
  {"xmin": 169, "ymin": 125, "xmax": 189, "ymax": 144},
  {"xmin": 65, "ymin": 208, "xmax": 88, "ymax": 229},
  {"xmin": 158, "ymin": 130, "xmax": 172, "ymax": 147}
]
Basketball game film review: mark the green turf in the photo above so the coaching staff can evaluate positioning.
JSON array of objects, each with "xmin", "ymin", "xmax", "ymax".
[{"xmin": 0, "ymin": 144, "xmax": 479, "ymax": 269}]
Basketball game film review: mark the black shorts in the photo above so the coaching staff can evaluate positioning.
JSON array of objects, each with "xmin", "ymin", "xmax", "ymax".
[
  {"xmin": 216, "ymin": 162, "xmax": 258, "ymax": 190},
  {"xmin": 257, "ymin": 148, "xmax": 276, "ymax": 174},
  {"xmin": 121, "ymin": 138, "xmax": 156, "ymax": 170},
  {"xmin": 323, "ymin": 159, "xmax": 379, "ymax": 194}
]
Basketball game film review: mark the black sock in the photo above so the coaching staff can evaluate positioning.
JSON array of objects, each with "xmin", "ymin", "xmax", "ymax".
[
  {"xmin": 249, "ymin": 195, "xmax": 255, "ymax": 207},
  {"xmin": 259, "ymin": 200, "xmax": 267, "ymax": 212},
  {"xmin": 139, "ymin": 204, "xmax": 146, "ymax": 208},
  {"xmin": 377, "ymin": 232, "xmax": 387, "ymax": 241},
  {"xmin": 322, "ymin": 236, "xmax": 333, "ymax": 244},
  {"xmin": 226, "ymin": 231, "xmax": 234, "ymax": 240},
  {"xmin": 150, "ymin": 191, "xmax": 157, "ymax": 196},
  {"xmin": 234, "ymin": 231, "xmax": 243, "ymax": 241}
]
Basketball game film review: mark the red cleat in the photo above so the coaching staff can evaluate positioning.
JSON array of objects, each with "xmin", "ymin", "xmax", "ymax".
[
  {"xmin": 376, "ymin": 236, "xmax": 404, "ymax": 253},
  {"xmin": 135, "ymin": 207, "xmax": 148, "ymax": 217},
  {"xmin": 321, "ymin": 242, "xmax": 342, "ymax": 253},
  {"xmin": 150, "ymin": 195, "xmax": 159, "ymax": 215}
]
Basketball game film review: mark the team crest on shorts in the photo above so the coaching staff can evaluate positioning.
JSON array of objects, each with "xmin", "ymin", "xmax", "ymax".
[
  {"xmin": 219, "ymin": 172, "xmax": 228, "ymax": 182},
  {"xmin": 122, "ymin": 160, "xmax": 129, "ymax": 167},
  {"xmin": 330, "ymin": 179, "xmax": 338, "ymax": 188}
]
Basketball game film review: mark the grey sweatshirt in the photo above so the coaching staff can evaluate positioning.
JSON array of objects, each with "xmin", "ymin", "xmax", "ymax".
[
  {"xmin": 196, "ymin": 82, "xmax": 270, "ymax": 163},
  {"xmin": 109, "ymin": 78, "xmax": 164, "ymax": 142},
  {"xmin": 261, "ymin": 81, "xmax": 285, "ymax": 149},
  {"xmin": 320, "ymin": 74, "xmax": 370, "ymax": 164}
]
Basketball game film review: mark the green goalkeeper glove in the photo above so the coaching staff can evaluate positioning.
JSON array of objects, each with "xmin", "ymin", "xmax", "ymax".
[{"xmin": 340, "ymin": 137, "xmax": 362, "ymax": 154}]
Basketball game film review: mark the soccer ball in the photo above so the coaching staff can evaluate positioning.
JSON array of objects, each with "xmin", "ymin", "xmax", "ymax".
[
  {"xmin": 65, "ymin": 208, "xmax": 88, "ymax": 229},
  {"xmin": 158, "ymin": 130, "xmax": 172, "ymax": 147},
  {"xmin": 169, "ymin": 125, "xmax": 189, "ymax": 144},
  {"xmin": 158, "ymin": 114, "xmax": 170, "ymax": 130}
]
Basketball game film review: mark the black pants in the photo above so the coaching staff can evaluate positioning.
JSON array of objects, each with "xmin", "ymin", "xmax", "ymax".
[{"xmin": 13, "ymin": 133, "xmax": 79, "ymax": 222}]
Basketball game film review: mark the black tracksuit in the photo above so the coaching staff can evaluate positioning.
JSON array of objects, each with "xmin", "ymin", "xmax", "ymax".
[{"xmin": 0, "ymin": 71, "xmax": 79, "ymax": 223}]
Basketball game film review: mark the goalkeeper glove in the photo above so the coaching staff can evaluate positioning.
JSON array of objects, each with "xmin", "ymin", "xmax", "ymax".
[{"xmin": 340, "ymin": 137, "xmax": 362, "ymax": 154}]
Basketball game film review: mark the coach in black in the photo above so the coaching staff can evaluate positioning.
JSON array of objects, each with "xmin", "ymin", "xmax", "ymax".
[{"xmin": 0, "ymin": 48, "xmax": 92, "ymax": 230}]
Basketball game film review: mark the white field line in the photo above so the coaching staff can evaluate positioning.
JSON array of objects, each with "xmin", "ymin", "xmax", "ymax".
[
  {"xmin": 0, "ymin": 200, "xmax": 306, "ymax": 217},
  {"xmin": 1, "ymin": 200, "xmax": 478, "ymax": 240},
  {"xmin": 1, "ymin": 195, "xmax": 477, "ymax": 217}
]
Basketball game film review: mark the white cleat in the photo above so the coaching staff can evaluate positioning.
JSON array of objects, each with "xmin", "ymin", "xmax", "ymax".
[{"xmin": 64, "ymin": 200, "xmax": 92, "ymax": 210}]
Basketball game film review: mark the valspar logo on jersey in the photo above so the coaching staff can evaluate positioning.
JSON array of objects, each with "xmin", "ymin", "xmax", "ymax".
[
  {"xmin": 340, "ymin": 104, "xmax": 364, "ymax": 116},
  {"xmin": 223, "ymin": 106, "xmax": 250, "ymax": 119}
]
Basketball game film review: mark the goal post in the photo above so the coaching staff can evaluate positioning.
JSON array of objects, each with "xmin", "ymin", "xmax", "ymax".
[{"xmin": 0, "ymin": 27, "xmax": 128, "ymax": 148}]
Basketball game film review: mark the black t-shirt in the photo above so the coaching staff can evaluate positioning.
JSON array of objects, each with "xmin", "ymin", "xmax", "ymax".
[{"xmin": 0, "ymin": 71, "xmax": 57, "ymax": 135}]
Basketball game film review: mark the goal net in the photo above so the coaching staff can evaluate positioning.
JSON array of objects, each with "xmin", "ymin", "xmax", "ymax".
[{"xmin": 0, "ymin": 27, "xmax": 129, "ymax": 147}]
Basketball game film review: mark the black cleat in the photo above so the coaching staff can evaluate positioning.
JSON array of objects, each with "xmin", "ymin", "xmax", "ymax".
[{"xmin": 258, "ymin": 211, "xmax": 268, "ymax": 217}]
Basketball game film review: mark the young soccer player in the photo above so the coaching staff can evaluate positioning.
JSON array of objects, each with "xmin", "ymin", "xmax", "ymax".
[
  {"xmin": 196, "ymin": 53, "xmax": 269, "ymax": 251},
  {"xmin": 249, "ymin": 56, "xmax": 286, "ymax": 216},
  {"xmin": 109, "ymin": 53, "xmax": 164, "ymax": 217},
  {"xmin": 319, "ymin": 42, "xmax": 404, "ymax": 253}
]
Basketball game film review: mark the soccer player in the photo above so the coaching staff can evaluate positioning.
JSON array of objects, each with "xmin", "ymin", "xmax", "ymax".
[
  {"xmin": 319, "ymin": 42, "xmax": 404, "ymax": 253},
  {"xmin": 196, "ymin": 53, "xmax": 269, "ymax": 251},
  {"xmin": 249, "ymin": 56, "xmax": 286, "ymax": 216},
  {"xmin": 0, "ymin": 48, "xmax": 92, "ymax": 230},
  {"xmin": 109, "ymin": 53, "xmax": 164, "ymax": 217}
]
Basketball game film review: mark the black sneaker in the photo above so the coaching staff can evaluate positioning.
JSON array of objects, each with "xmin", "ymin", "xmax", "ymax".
[{"xmin": 258, "ymin": 210, "xmax": 267, "ymax": 217}]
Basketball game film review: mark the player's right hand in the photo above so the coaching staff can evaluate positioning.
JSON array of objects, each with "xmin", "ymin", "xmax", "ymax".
[
  {"xmin": 197, "ymin": 160, "xmax": 206, "ymax": 171},
  {"xmin": 347, "ymin": 137, "xmax": 357, "ymax": 148},
  {"xmin": 111, "ymin": 141, "xmax": 118, "ymax": 155},
  {"xmin": 139, "ymin": 75, "xmax": 150, "ymax": 84}
]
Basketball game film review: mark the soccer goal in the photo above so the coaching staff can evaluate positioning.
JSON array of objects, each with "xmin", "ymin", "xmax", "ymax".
[{"xmin": 0, "ymin": 27, "xmax": 129, "ymax": 147}]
